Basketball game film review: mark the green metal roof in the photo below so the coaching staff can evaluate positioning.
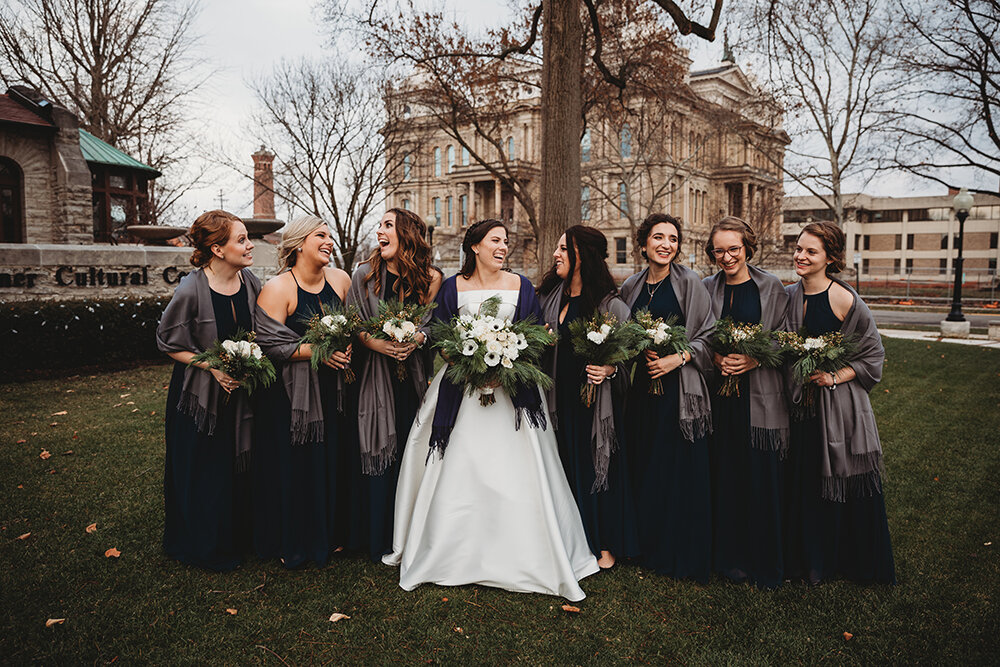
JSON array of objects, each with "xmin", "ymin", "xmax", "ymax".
[{"xmin": 78, "ymin": 128, "xmax": 161, "ymax": 177}]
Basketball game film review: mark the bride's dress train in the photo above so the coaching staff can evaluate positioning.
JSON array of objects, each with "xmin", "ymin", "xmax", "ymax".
[{"xmin": 383, "ymin": 290, "xmax": 599, "ymax": 601}]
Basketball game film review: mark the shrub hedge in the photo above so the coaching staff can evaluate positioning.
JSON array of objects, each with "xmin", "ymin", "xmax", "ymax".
[{"xmin": 0, "ymin": 296, "xmax": 168, "ymax": 380}]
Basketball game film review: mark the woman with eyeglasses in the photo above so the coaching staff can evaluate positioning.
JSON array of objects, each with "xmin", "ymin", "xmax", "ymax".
[
  {"xmin": 702, "ymin": 216, "xmax": 789, "ymax": 588},
  {"xmin": 783, "ymin": 221, "xmax": 894, "ymax": 584},
  {"xmin": 619, "ymin": 213, "xmax": 714, "ymax": 582}
]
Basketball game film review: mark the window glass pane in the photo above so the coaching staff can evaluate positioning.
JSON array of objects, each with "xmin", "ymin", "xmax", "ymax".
[
  {"xmin": 581, "ymin": 186, "xmax": 590, "ymax": 220},
  {"xmin": 109, "ymin": 174, "xmax": 128, "ymax": 190}
]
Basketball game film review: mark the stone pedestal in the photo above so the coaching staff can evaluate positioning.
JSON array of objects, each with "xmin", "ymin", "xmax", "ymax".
[
  {"xmin": 988, "ymin": 321, "xmax": 1000, "ymax": 341},
  {"xmin": 939, "ymin": 319, "xmax": 971, "ymax": 338}
]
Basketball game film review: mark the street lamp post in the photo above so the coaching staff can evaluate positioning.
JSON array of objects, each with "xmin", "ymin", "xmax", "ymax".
[{"xmin": 940, "ymin": 188, "xmax": 974, "ymax": 337}]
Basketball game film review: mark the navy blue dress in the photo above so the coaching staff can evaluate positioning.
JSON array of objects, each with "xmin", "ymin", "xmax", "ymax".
[
  {"xmin": 346, "ymin": 271, "xmax": 423, "ymax": 561},
  {"xmin": 626, "ymin": 275, "xmax": 711, "ymax": 582},
  {"xmin": 783, "ymin": 284, "xmax": 896, "ymax": 584},
  {"xmin": 555, "ymin": 295, "xmax": 639, "ymax": 560},
  {"xmin": 253, "ymin": 277, "xmax": 349, "ymax": 568},
  {"xmin": 163, "ymin": 280, "xmax": 252, "ymax": 571},
  {"xmin": 709, "ymin": 279, "xmax": 784, "ymax": 588}
]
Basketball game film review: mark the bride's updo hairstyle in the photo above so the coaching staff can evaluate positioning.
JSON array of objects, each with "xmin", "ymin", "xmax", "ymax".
[
  {"xmin": 189, "ymin": 209, "xmax": 241, "ymax": 268},
  {"xmin": 277, "ymin": 215, "xmax": 327, "ymax": 272},
  {"xmin": 460, "ymin": 219, "xmax": 507, "ymax": 279}
]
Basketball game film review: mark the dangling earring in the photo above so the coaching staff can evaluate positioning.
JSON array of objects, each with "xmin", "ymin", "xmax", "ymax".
[{"xmin": 297, "ymin": 248, "xmax": 303, "ymax": 252}]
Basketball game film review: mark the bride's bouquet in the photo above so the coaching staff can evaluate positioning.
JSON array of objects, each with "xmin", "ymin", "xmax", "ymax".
[
  {"xmin": 568, "ymin": 311, "xmax": 648, "ymax": 407},
  {"xmin": 298, "ymin": 303, "xmax": 363, "ymax": 381},
  {"xmin": 362, "ymin": 298, "xmax": 436, "ymax": 381},
  {"xmin": 633, "ymin": 309, "xmax": 692, "ymax": 396},
  {"xmin": 709, "ymin": 317, "xmax": 782, "ymax": 397},
  {"xmin": 776, "ymin": 329, "xmax": 857, "ymax": 414},
  {"xmin": 431, "ymin": 295, "xmax": 555, "ymax": 406},
  {"xmin": 189, "ymin": 329, "xmax": 276, "ymax": 397}
]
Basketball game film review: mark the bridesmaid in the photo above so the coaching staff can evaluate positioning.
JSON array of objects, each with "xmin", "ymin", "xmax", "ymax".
[
  {"xmin": 156, "ymin": 210, "xmax": 259, "ymax": 571},
  {"xmin": 254, "ymin": 215, "xmax": 353, "ymax": 568},
  {"xmin": 539, "ymin": 225, "xmax": 639, "ymax": 570},
  {"xmin": 347, "ymin": 208, "xmax": 442, "ymax": 561},
  {"xmin": 702, "ymin": 216, "xmax": 789, "ymax": 589},
  {"xmin": 619, "ymin": 213, "xmax": 713, "ymax": 582},
  {"xmin": 783, "ymin": 221, "xmax": 895, "ymax": 584}
]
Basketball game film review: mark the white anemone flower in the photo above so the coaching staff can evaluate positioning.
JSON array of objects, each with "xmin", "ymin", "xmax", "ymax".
[
  {"xmin": 461, "ymin": 339, "xmax": 478, "ymax": 356},
  {"xmin": 484, "ymin": 351, "xmax": 501, "ymax": 366},
  {"xmin": 516, "ymin": 334, "xmax": 529, "ymax": 350}
]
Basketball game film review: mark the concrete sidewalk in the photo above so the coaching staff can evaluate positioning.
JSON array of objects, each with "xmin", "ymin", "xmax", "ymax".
[{"xmin": 878, "ymin": 327, "xmax": 1000, "ymax": 349}]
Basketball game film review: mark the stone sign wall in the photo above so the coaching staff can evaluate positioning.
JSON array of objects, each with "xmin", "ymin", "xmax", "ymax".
[{"xmin": 0, "ymin": 243, "xmax": 279, "ymax": 302}]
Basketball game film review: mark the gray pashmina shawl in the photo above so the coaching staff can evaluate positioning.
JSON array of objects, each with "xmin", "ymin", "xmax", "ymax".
[
  {"xmin": 540, "ymin": 286, "xmax": 631, "ymax": 493},
  {"xmin": 786, "ymin": 277, "xmax": 885, "ymax": 502},
  {"xmin": 155, "ymin": 267, "xmax": 260, "ymax": 465},
  {"xmin": 619, "ymin": 263, "xmax": 714, "ymax": 442},
  {"xmin": 347, "ymin": 261, "xmax": 435, "ymax": 475},
  {"xmin": 254, "ymin": 301, "xmax": 332, "ymax": 446},
  {"xmin": 703, "ymin": 264, "xmax": 790, "ymax": 454}
]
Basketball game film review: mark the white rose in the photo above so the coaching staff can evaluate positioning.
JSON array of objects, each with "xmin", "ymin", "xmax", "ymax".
[
  {"xmin": 653, "ymin": 331, "xmax": 666, "ymax": 345},
  {"xmin": 804, "ymin": 337, "xmax": 824, "ymax": 351},
  {"xmin": 333, "ymin": 314, "xmax": 347, "ymax": 325},
  {"xmin": 250, "ymin": 343, "xmax": 263, "ymax": 360},
  {"xmin": 587, "ymin": 330, "xmax": 607, "ymax": 345},
  {"xmin": 222, "ymin": 339, "xmax": 239, "ymax": 355},
  {"xmin": 504, "ymin": 345, "xmax": 519, "ymax": 361},
  {"xmin": 382, "ymin": 321, "xmax": 395, "ymax": 336},
  {"xmin": 485, "ymin": 340, "xmax": 502, "ymax": 354},
  {"xmin": 321, "ymin": 315, "xmax": 336, "ymax": 330},
  {"xmin": 484, "ymin": 351, "xmax": 501, "ymax": 367},
  {"xmin": 400, "ymin": 320, "xmax": 417, "ymax": 337},
  {"xmin": 461, "ymin": 339, "xmax": 478, "ymax": 356},
  {"xmin": 236, "ymin": 340, "xmax": 252, "ymax": 357},
  {"xmin": 500, "ymin": 355, "xmax": 513, "ymax": 369},
  {"xmin": 599, "ymin": 323, "xmax": 612, "ymax": 336}
]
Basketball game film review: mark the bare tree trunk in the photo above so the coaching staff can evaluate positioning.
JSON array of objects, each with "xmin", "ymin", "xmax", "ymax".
[{"xmin": 538, "ymin": 0, "xmax": 583, "ymax": 272}]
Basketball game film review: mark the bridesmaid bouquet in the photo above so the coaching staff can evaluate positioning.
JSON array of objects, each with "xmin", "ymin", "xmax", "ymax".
[
  {"xmin": 633, "ymin": 309, "xmax": 692, "ymax": 396},
  {"xmin": 776, "ymin": 329, "xmax": 857, "ymax": 413},
  {"xmin": 189, "ymin": 329, "xmax": 276, "ymax": 397},
  {"xmin": 363, "ymin": 298, "xmax": 436, "ymax": 381},
  {"xmin": 431, "ymin": 295, "xmax": 555, "ymax": 406},
  {"xmin": 298, "ymin": 303, "xmax": 363, "ymax": 380},
  {"xmin": 709, "ymin": 318, "xmax": 783, "ymax": 397},
  {"xmin": 568, "ymin": 312, "xmax": 648, "ymax": 407}
]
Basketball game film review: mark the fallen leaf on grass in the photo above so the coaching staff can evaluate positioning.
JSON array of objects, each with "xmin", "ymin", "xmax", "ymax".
[
  {"xmin": 934, "ymin": 477, "xmax": 939, "ymax": 482},
  {"xmin": 843, "ymin": 632, "xmax": 853, "ymax": 641},
  {"xmin": 86, "ymin": 523, "xmax": 97, "ymax": 534},
  {"xmin": 49, "ymin": 422, "xmax": 58, "ymax": 427},
  {"xmin": 16, "ymin": 439, "xmax": 26, "ymax": 444},
  {"xmin": 226, "ymin": 608, "xmax": 238, "ymax": 616},
  {"xmin": 883, "ymin": 389, "xmax": 890, "ymax": 393},
  {"xmin": 441, "ymin": 597, "xmax": 449, "ymax": 602},
  {"xmin": 561, "ymin": 605, "xmax": 581, "ymax": 613},
  {"xmin": 39, "ymin": 450, "xmax": 51, "ymax": 460},
  {"xmin": 120, "ymin": 393, "xmax": 130, "ymax": 398},
  {"xmin": 62, "ymin": 450, "xmax": 73, "ymax": 456},
  {"xmin": 65, "ymin": 389, "xmax": 75, "ymax": 393},
  {"xmin": 453, "ymin": 626, "xmax": 463, "ymax": 633},
  {"xmin": 126, "ymin": 401, "xmax": 135, "ymax": 405},
  {"xmin": 328, "ymin": 613, "xmax": 350, "ymax": 622},
  {"xmin": 45, "ymin": 618, "xmax": 66, "ymax": 627},
  {"xmin": 131, "ymin": 409, "xmax": 139, "ymax": 413},
  {"xmin": 985, "ymin": 542, "xmax": 992, "ymax": 546},
  {"xmin": 105, "ymin": 547, "xmax": 121, "ymax": 558},
  {"xmin": 72, "ymin": 431, "xmax": 79, "ymax": 440},
  {"xmin": 51, "ymin": 410, "xmax": 68, "ymax": 416},
  {"xmin": 17, "ymin": 484, "xmax": 23, "ymax": 489},
  {"xmin": 17, "ymin": 532, "xmax": 30, "ymax": 540}
]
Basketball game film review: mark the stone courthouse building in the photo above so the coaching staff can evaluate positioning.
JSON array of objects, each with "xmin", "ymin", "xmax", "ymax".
[{"xmin": 383, "ymin": 55, "xmax": 789, "ymax": 278}]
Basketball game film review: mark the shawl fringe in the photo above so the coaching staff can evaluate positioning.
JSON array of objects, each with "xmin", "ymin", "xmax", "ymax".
[
  {"xmin": 514, "ymin": 403, "xmax": 547, "ymax": 431},
  {"xmin": 590, "ymin": 413, "xmax": 618, "ymax": 494},
  {"xmin": 234, "ymin": 450, "xmax": 251, "ymax": 474},
  {"xmin": 289, "ymin": 411, "xmax": 324, "ymax": 446},
  {"xmin": 679, "ymin": 392, "xmax": 713, "ymax": 442},
  {"xmin": 361, "ymin": 435, "xmax": 397, "ymax": 476},
  {"xmin": 177, "ymin": 389, "xmax": 217, "ymax": 436},
  {"xmin": 750, "ymin": 426, "xmax": 789, "ymax": 457},
  {"xmin": 821, "ymin": 456, "xmax": 884, "ymax": 502}
]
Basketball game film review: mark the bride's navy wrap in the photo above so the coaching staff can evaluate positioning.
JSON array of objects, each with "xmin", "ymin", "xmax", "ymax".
[{"xmin": 428, "ymin": 274, "xmax": 548, "ymax": 456}]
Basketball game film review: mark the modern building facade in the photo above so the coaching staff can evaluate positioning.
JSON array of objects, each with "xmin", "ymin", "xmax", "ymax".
[
  {"xmin": 782, "ymin": 191, "xmax": 1000, "ymax": 284},
  {"xmin": 385, "ymin": 57, "xmax": 789, "ymax": 278}
]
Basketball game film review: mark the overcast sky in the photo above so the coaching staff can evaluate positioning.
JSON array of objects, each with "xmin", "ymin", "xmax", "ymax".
[{"xmin": 180, "ymin": 1, "xmax": 926, "ymax": 223}]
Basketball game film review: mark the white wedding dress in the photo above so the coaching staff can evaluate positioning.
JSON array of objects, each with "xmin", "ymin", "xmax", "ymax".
[{"xmin": 383, "ymin": 289, "xmax": 599, "ymax": 601}]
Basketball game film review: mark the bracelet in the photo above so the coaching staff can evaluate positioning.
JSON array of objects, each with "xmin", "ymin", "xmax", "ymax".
[
  {"xmin": 830, "ymin": 371, "xmax": 837, "ymax": 391},
  {"xmin": 608, "ymin": 368, "xmax": 618, "ymax": 380},
  {"xmin": 678, "ymin": 352, "xmax": 686, "ymax": 367}
]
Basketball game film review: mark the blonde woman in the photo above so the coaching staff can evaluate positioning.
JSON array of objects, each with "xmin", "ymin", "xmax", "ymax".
[{"xmin": 253, "ymin": 215, "xmax": 353, "ymax": 568}]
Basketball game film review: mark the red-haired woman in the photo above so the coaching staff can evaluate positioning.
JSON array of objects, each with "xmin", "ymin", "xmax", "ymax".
[
  {"xmin": 346, "ymin": 208, "xmax": 442, "ymax": 561},
  {"xmin": 539, "ymin": 225, "xmax": 639, "ymax": 570},
  {"xmin": 619, "ymin": 213, "xmax": 714, "ymax": 582},
  {"xmin": 156, "ymin": 210, "xmax": 258, "ymax": 571},
  {"xmin": 784, "ymin": 221, "xmax": 895, "ymax": 584},
  {"xmin": 702, "ymin": 216, "xmax": 789, "ymax": 588}
]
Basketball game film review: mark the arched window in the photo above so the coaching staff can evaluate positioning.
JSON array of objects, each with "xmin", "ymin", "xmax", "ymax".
[
  {"xmin": 581, "ymin": 129, "xmax": 591, "ymax": 162},
  {"xmin": 446, "ymin": 145, "xmax": 455, "ymax": 173},
  {"xmin": 434, "ymin": 147, "xmax": 442, "ymax": 177},
  {"xmin": 507, "ymin": 136, "xmax": 515, "ymax": 161},
  {"xmin": 620, "ymin": 124, "xmax": 632, "ymax": 159},
  {"xmin": 0, "ymin": 156, "xmax": 24, "ymax": 243},
  {"xmin": 462, "ymin": 146, "xmax": 470, "ymax": 166},
  {"xmin": 403, "ymin": 154, "xmax": 411, "ymax": 181}
]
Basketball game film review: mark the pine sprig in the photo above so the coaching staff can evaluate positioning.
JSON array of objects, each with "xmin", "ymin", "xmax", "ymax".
[
  {"xmin": 362, "ymin": 298, "xmax": 437, "ymax": 381},
  {"xmin": 709, "ymin": 317, "xmax": 783, "ymax": 397},
  {"xmin": 189, "ymin": 328, "xmax": 276, "ymax": 397},
  {"xmin": 298, "ymin": 303, "xmax": 362, "ymax": 379},
  {"xmin": 567, "ymin": 311, "xmax": 648, "ymax": 406},
  {"xmin": 633, "ymin": 309, "xmax": 692, "ymax": 395}
]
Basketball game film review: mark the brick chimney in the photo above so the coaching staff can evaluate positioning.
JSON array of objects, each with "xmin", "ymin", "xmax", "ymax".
[{"xmin": 252, "ymin": 146, "xmax": 275, "ymax": 219}]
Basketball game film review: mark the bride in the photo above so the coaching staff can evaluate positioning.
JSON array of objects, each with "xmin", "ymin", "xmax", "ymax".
[{"xmin": 383, "ymin": 219, "xmax": 599, "ymax": 601}]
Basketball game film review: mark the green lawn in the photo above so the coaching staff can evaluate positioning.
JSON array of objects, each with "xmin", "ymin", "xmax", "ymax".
[{"xmin": 2, "ymin": 338, "xmax": 998, "ymax": 665}]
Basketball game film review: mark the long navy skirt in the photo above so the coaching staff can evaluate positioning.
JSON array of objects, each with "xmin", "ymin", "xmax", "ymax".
[
  {"xmin": 628, "ymin": 370, "xmax": 711, "ymax": 582},
  {"xmin": 784, "ymin": 416, "xmax": 896, "ymax": 584},
  {"xmin": 253, "ymin": 368, "xmax": 347, "ymax": 568},
  {"xmin": 164, "ymin": 362, "xmax": 250, "ymax": 571},
  {"xmin": 710, "ymin": 375, "xmax": 784, "ymax": 588}
]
